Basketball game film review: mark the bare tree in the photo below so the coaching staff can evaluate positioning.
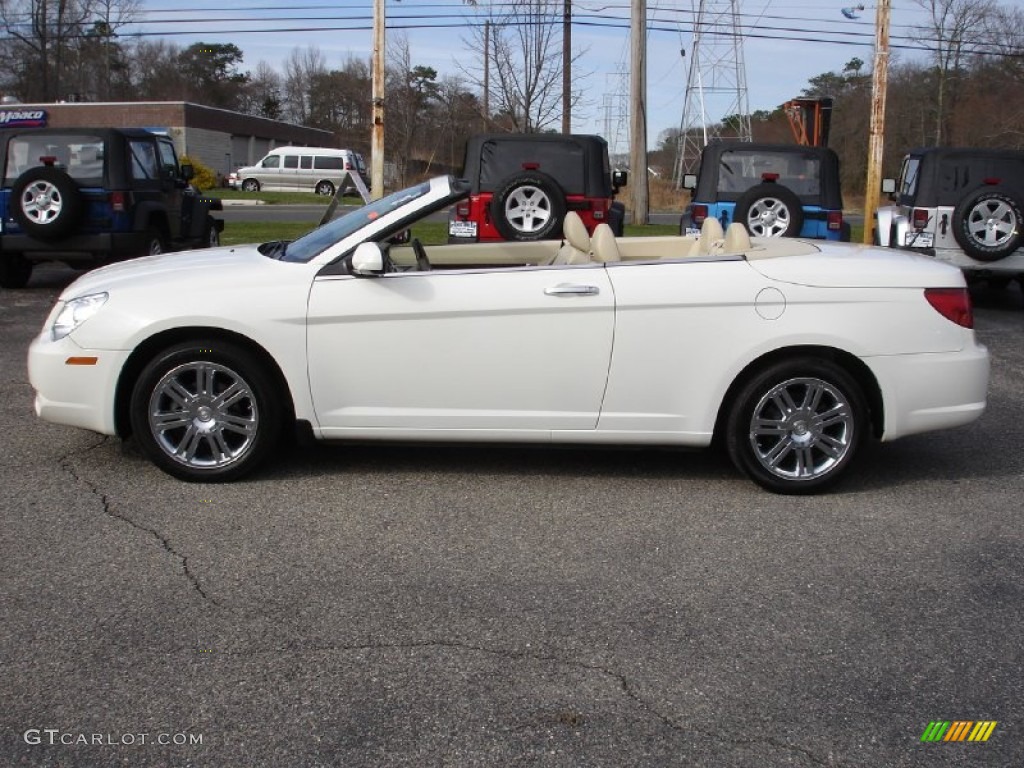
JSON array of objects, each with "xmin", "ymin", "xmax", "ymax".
[
  {"xmin": 0, "ymin": 0, "xmax": 94, "ymax": 100},
  {"xmin": 912, "ymin": 0, "xmax": 998, "ymax": 144},
  {"xmin": 282, "ymin": 46, "xmax": 328, "ymax": 124},
  {"xmin": 460, "ymin": 0, "xmax": 583, "ymax": 132}
]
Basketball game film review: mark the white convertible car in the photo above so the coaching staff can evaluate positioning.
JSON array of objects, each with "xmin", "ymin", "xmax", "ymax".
[{"xmin": 28, "ymin": 176, "xmax": 989, "ymax": 493}]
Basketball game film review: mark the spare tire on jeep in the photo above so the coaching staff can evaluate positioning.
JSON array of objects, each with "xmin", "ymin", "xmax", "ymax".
[
  {"xmin": 952, "ymin": 187, "xmax": 1024, "ymax": 262},
  {"xmin": 490, "ymin": 171, "xmax": 567, "ymax": 241},
  {"xmin": 733, "ymin": 182, "xmax": 804, "ymax": 238},
  {"xmin": 11, "ymin": 167, "xmax": 85, "ymax": 240}
]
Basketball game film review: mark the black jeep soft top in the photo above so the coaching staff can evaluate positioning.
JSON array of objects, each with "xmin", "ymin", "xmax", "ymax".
[
  {"xmin": 687, "ymin": 141, "xmax": 843, "ymax": 209},
  {"xmin": 893, "ymin": 147, "xmax": 1024, "ymax": 207},
  {"xmin": 461, "ymin": 134, "xmax": 617, "ymax": 198}
]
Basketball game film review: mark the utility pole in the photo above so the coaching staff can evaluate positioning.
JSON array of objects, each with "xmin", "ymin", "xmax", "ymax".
[
  {"xmin": 630, "ymin": 0, "xmax": 648, "ymax": 224},
  {"xmin": 562, "ymin": 0, "xmax": 571, "ymax": 133},
  {"xmin": 483, "ymin": 20, "xmax": 490, "ymax": 131},
  {"xmin": 371, "ymin": 0, "xmax": 385, "ymax": 200},
  {"xmin": 863, "ymin": 0, "xmax": 891, "ymax": 244}
]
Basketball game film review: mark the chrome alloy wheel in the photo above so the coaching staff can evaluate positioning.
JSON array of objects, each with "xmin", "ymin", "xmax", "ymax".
[
  {"xmin": 965, "ymin": 197, "xmax": 1018, "ymax": 249},
  {"xmin": 21, "ymin": 179, "xmax": 64, "ymax": 225},
  {"xmin": 147, "ymin": 361, "xmax": 259, "ymax": 469},
  {"xmin": 746, "ymin": 197, "xmax": 792, "ymax": 237},
  {"xmin": 748, "ymin": 376, "xmax": 855, "ymax": 481},
  {"xmin": 503, "ymin": 185, "xmax": 553, "ymax": 235}
]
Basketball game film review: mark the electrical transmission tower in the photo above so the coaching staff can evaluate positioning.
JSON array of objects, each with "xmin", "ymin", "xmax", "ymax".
[
  {"xmin": 672, "ymin": 0, "xmax": 752, "ymax": 184},
  {"xmin": 601, "ymin": 71, "xmax": 629, "ymax": 161}
]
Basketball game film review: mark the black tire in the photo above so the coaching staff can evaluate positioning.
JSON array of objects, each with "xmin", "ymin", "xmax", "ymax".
[
  {"xmin": 725, "ymin": 357, "xmax": 867, "ymax": 494},
  {"xmin": 0, "ymin": 254, "xmax": 33, "ymax": 289},
  {"xmin": 129, "ymin": 340, "xmax": 283, "ymax": 482},
  {"xmin": 608, "ymin": 201, "xmax": 626, "ymax": 236},
  {"xmin": 733, "ymin": 183, "xmax": 804, "ymax": 238},
  {"xmin": 490, "ymin": 171, "xmax": 567, "ymax": 241},
  {"xmin": 141, "ymin": 228, "xmax": 168, "ymax": 257},
  {"xmin": 952, "ymin": 187, "xmax": 1024, "ymax": 262},
  {"xmin": 315, "ymin": 180, "xmax": 335, "ymax": 196},
  {"xmin": 203, "ymin": 216, "xmax": 220, "ymax": 248},
  {"xmin": 241, "ymin": 179, "xmax": 260, "ymax": 193},
  {"xmin": 10, "ymin": 167, "xmax": 85, "ymax": 239}
]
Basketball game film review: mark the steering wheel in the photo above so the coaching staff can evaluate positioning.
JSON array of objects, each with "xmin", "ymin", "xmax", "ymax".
[{"xmin": 411, "ymin": 238, "xmax": 430, "ymax": 271}]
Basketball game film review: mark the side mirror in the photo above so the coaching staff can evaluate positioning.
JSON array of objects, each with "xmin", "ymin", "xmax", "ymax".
[
  {"xmin": 351, "ymin": 241, "xmax": 385, "ymax": 276},
  {"xmin": 611, "ymin": 169, "xmax": 628, "ymax": 189},
  {"xmin": 682, "ymin": 174, "xmax": 697, "ymax": 190},
  {"xmin": 881, "ymin": 178, "xmax": 896, "ymax": 196},
  {"xmin": 180, "ymin": 163, "xmax": 195, "ymax": 181}
]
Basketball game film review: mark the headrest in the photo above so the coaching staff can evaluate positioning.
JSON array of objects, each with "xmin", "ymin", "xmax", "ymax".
[
  {"xmin": 590, "ymin": 223, "xmax": 621, "ymax": 263},
  {"xmin": 562, "ymin": 211, "xmax": 590, "ymax": 252}
]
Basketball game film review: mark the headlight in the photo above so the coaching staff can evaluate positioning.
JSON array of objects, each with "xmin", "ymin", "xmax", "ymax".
[{"xmin": 51, "ymin": 292, "xmax": 108, "ymax": 340}]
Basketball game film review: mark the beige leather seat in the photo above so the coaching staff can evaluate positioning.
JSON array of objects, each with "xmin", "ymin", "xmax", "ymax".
[
  {"xmin": 552, "ymin": 211, "xmax": 591, "ymax": 265},
  {"xmin": 722, "ymin": 222, "xmax": 752, "ymax": 254},
  {"xmin": 590, "ymin": 223, "xmax": 621, "ymax": 263}
]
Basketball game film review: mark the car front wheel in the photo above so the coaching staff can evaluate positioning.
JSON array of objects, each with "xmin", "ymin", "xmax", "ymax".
[
  {"xmin": 725, "ymin": 358, "xmax": 866, "ymax": 494},
  {"xmin": 129, "ymin": 340, "xmax": 283, "ymax": 482}
]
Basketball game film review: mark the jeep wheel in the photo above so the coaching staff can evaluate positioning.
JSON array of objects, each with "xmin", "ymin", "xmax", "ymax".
[
  {"xmin": 241, "ymin": 179, "xmax": 260, "ymax": 193},
  {"xmin": 0, "ymin": 254, "xmax": 33, "ymax": 289},
  {"xmin": 10, "ymin": 167, "xmax": 85, "ymax": 240},
  {"xmin": 490, "ymin": 171, "xmax": 567, "ymax": 241},
  {"xmin": 734, "ymin": 183, "xmax": 803, "ymax": 238},
  {"xmin": 203, "ymin": 217, "xmax": 220, "ymax": 248},
  {"xmin": 315, "ymin": 180, "xmax": 335, "ymax": 196},
  {"xmin": 142, "ymin": 229, "xmax": 168, "ymax": 256},
  {"xmin": 953, "ymin": 188, "xmax": 1024, "ymax": 262}
]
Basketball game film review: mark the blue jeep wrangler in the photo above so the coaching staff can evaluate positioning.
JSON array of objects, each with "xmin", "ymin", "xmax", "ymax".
[
  {"xmin": 1, "ymin": 127, "xmax": 223, "ymax": 288},
  {"xmin": 680, "ymin": 141, "xmax": 849, "ymax": 241}
]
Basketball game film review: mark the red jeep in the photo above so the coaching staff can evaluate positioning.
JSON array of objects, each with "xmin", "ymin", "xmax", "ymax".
[{"xmin": 448, "ymin": 133, "xmax": 627, "ymax": 243}]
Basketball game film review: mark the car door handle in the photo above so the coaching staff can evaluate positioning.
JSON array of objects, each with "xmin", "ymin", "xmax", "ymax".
[{"xmin": 544, "ymin": 284, "xmax": 600, "ymax": 297}]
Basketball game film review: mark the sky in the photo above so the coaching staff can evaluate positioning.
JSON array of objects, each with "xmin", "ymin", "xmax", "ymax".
[{"xmin": 130, "ymin": 0, "xmax": 1022, "ymax": 151}]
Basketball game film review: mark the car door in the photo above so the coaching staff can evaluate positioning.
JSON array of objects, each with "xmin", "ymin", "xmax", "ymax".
[{"xmin": 306, "ymin": 263, "xmax": 614, "ymax": 435}]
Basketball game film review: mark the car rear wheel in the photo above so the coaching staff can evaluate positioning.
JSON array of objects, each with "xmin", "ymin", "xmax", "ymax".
[
  {"xmin": 734, "ymin": 183, "xmax": 804, "ymax": 238},
  {"xmin": 0, "ymin": 254, "xmax": 33, "ymax": 289},
  {"xmin": 490, "ymin": 171, "xmax": 567, "ymax": 241},
  {"xmin": 129, "ymin": 340, "xmax": 283, "ymax": 482},
  {"xmin": 241, "ymin": 179, "xmax": 260, "ymax": 193},
  {"xmin": 726, "ymin": 358, "xmax": 866, "ymax": 494},
  {"xmin": 315, "ymin": 180, "xmax": 335, "ymax": 196},
  {"xmin": 142, "ymin": 228, "xmax": 167, "ymax": 256},
  {"xmin": 10, "ymin": 167, "xmax": 85, "ymax": 239},
  {"xmin": 953, "ymin": 188, "xmax": 1024, "ymax": 261}
]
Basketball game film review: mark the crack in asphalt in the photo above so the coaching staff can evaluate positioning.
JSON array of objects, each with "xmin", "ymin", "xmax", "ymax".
[
  {"xmin": 57, "ymin": 438, "xmax": 221, "ymax": 608},
  {"xmin": 53, "ymin": 445, "xmax": 837, "ymax": 765},
  {"xmin": 197, "ymin": 638, "xmax": 843, "ymax": 766}
]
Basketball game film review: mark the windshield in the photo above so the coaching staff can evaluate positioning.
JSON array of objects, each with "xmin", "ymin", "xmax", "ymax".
[{"xmin": 280, "ymin": 181, "xmax": 433, "ymax": 263}]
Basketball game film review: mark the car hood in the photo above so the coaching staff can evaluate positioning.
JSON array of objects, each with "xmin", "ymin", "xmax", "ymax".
[
  {"xmin": 746, "ymin": 242, "xmax": 964, "ymax": 288},
  {"xmin": 58, "ymin": 245, "xmax": 289, "ymax": 299}
]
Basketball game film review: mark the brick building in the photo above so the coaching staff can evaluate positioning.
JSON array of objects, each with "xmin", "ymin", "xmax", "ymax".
[{"xmin": 0, "ymin": 101, "xmax": 336, "ymax": 181}]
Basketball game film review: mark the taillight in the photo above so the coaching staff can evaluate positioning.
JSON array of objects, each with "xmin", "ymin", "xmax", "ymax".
[
  {"xmin": 345, "ymin": 161, "xmax": 353, "ymax": 169},
  {"xmin": 692, "ymin": 205, "xmax": 708, "ymax": 226},
  {"xmin": 110, "ymin": 191, "xmax": 127, "ymax": 212},
  {"xmin": 455, "ymin": 202, "xmax": 470, "ymax": 217},
  {"xmin": 911, "ymin": 208, "xmax": 929, "ymax": 230},
  {"xmin": 925, "ymin": 288, "xmax": 973, "ymax": 328},
  {"xmin": 827, "ymin": 211, "xmax": 842, "ymax": 231}
]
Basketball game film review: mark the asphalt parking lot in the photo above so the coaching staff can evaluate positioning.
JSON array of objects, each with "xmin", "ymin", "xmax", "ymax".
[{"xmin": 2, "ymin": 265, "xmax": 1022, "ymax": 767}]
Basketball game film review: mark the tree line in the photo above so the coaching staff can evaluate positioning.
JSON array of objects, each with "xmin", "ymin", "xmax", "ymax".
[{"xmin": 2, "ymin": 0, "xmax": 1023, "ymax": 194}]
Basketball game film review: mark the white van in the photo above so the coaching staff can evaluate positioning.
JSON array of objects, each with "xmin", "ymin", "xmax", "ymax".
[{"xmin": 230, "ymin": 147, "xmax": 367, "ymax": 196}]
